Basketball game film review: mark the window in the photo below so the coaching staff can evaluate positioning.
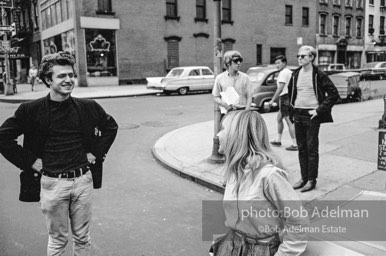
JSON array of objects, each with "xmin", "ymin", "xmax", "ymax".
[
  {"xmin": 345, "ymin": 0, "xmax": 352, "ymax": 7},
  {"xmin": 223, "ymin": 40, "xmax": 233, "ymax": 54},
  {"xmin": 285, "ymin": 5, "xmax": 293, "ymax": 25},
  {"xmin": 333, "ymin": 15, "xmax": 340, "ymax": 36},
  {"xmin": 369, "ymin": 0, "xmax": 374, "ymax": 5},
  {"xmin": 357, "ymin": 0, "xmax": 363, "ymax": 8},
  {"xmin": 256, "ymin": 44, "xmax": 262, "ymax": 65},
  {"xmin": 333, "ymin": 0, "xmax": 341, "ymax": 5},
  {"xmin": 369, "ymin": 15, "xmax": 374, "ymax": 33},
  {"xmin": 357, "ymin": 18, "xmax": 363, "ymax": 37},
  {"xmin": 189, "ymin": 69, "xmax": 200, "ymax": 76},
  {"xmin": 166, "ymin": 0, "xmax": 178, "ymax": 17},
  {"xmin": 201, "ymin": 68, "xmax": 213, "ymax": 76},
  {"xmin": 165, "ymin": 38, "xmax": 180, "ymax": 69},
  {"xmin": 345, "ymin": 16, "xmax": 352, "ymax": 37},
  {"xmin": 222, "ymin": 0, "xmax": 232, "ymax": 23},
  {"xmin": 86, "ymin": 29, "xmax": 117, "ymax": 77},
  {"xmin": 195, "ymin": 0, "xmax": 206, "ymax": 21},
  {"xmin": 356, "ymin": 18, "xmax": 362, "ymax": 37},
  {"xmin": 98, "ymin": 0, "xmax": 112, "ymax": 13},
  {"xmin": 320, "ymin": 14, "xmax": 327, "ymax": 35},
  {"xmin": 41, "ymin": 0, "xmax": 72, "ymax": 30},
  {"xmin": 302, "ymin": 7, "xmax": 309, "ymax": 26},
  {"xmin": 381, "ymin": 16, "xmax": 385, "ymax": 35},
  {"xmin": 319, "ymin": 0, "xmax": 328, "ymax": 4},
  {"xmin": 382, "ymin": 0, "xmax": 385, "ymax": 7}
]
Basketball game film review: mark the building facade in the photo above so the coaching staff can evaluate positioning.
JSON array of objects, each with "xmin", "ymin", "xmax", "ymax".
[
  {"xmin": 365, "ymin": 0, "xmax": 386, "ymax": 62},
  {"xmin": 9, "ymin": 0, "xmax": 316, "ymax": 87},
  {"xmin": 316, "ymin": 0, "xmax": 365, "ymax": 69}
]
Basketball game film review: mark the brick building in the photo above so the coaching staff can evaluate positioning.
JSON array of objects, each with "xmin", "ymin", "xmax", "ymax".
[
  {"xmin": 316, "ymin": 0, "xmax": 365, "ymax": 69},
  {"xmin": 11, "ymin": 0, "xmax": 316, "ymax": 87},
  {"xmin": 365, "ymin": 0, "xmax": 386, "ymax": 62}
]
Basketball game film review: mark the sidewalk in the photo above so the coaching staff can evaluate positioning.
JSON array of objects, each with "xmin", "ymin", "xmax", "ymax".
[
  {"xmin": 154, "ymin": 98, "xmax": 386, "ymax": 201},
  {"xmin": 153, "ymin": 99, "xmax": 386, "ymax": 254},
  {"xmin": 0, "ymin": 82, "xmax": 161, "ymax": 103}
]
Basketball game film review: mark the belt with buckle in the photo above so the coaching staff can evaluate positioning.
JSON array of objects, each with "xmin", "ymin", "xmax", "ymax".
[{"xmin": 42, "ymin": 165, "xmax": 90, "ymax": 179}]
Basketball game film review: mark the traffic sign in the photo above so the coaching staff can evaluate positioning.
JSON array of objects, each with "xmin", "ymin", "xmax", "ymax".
[
  {"xmin": 0, "ymin": 0, "xmax": 13, "ymax": 8},
  {"xmin": 0, "ymin": 25, "xmax": 14, "ymax": 32}
]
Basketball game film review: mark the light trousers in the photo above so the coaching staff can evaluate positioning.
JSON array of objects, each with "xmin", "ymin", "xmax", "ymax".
[{"xmin": 40, "ymin": 171, "xmax": 93, "ymax": 256}]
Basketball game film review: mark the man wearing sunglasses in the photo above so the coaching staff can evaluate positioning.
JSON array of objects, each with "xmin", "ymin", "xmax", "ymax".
[
  {"xmin": 288, "ymin": 45, "xmax": 339, "ymax": 192},
  {"xmin": 212, "ymin": 50, "xmax": 252, "ymax": 114}
]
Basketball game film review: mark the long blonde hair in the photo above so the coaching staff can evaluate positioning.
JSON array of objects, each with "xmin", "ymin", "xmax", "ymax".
[{"xmin": 222, "ymin": 110, "xmax": 283, "ymax": 192}]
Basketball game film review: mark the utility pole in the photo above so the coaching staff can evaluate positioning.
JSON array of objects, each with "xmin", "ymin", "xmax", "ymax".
[
  {"xmin": 1, "ymin": 3, "xmax": 13, "ymax": 95},
  {"xmin": 208, "ymin": 0, "xmax": 224, "ymax": 163}
]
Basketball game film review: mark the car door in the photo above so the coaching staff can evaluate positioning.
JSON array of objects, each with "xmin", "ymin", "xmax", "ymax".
[
  {"xmin": 200, "ymin": 68, "xmax": 215, "ymax": 90},
  {"xmin": 187, "ymin": 69, "xmax": 203, "ymax": 91},
  {"xmin": 261, "ymin": 71, "xmax": 279, "ymax": 98}
]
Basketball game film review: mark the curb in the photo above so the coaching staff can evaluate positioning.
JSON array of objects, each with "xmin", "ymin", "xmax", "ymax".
[{"xmin": 152, "ymin": 127, "xmax": 225, "ymax": 194}]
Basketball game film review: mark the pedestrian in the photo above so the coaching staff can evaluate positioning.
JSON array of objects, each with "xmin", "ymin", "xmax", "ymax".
[
  {"xmin": 288, "ymin": 45, "xmax": 339, "ymax": 192},
  {"xmin": 29, "ymin": 64, "xmax": 38, "ymax": 91},
  {"xmin": 212, "ymin": 50, "xmax": 253, "ymax": 116},
  {"xmin": 0, "ymin": 51, "xmax": 118, "ymax": 255},
  {"xmin": 268, "ymin": 55, "xmax": 298, "ymax": 151},
  {"xmin": 210, "ymin": 110, "xmax": 309, "ymax": 256}
]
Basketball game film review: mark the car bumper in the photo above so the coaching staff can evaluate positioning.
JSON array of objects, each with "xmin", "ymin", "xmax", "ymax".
[{"xmin": 146, "ymin": 85, "xmax": 164, "ymax": 90}]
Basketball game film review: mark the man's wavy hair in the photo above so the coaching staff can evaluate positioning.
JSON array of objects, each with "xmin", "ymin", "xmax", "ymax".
[{"xmin": 39, "ymin": 51, "xmax": 76, "ymax": 88}]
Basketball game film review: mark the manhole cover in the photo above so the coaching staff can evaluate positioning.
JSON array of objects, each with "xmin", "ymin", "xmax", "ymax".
[
  {"xmin": 165, "ymin": 110, "xmax": 183, "ymax": 116},
  {"xmin": 119, "ymin": 123, "xmax": 140, "ymax": 130},
  {"xmin": 141, "ymin": 120, "xmax": 177, "ymax": 127}
]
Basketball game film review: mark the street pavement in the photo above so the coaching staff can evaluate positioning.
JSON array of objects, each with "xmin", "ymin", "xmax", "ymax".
[
  {"xmin": 0, "ymin": 82, "xmax": 161, "ymax": 103},
  {"xmin": 2, "ymin": 82, "xmax": 386, "ymax": 254},
  {"xmin": 153, "ymin": 98, "xmax": 386, "ymax": 255}
]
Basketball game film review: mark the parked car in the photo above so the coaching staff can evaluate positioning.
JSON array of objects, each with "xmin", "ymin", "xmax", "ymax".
[
  {"xmin": 361, "ymin": 61, "xmax": 386, "ymax": 80},
  {"xmin": 318, "ymin": 64, "xmax": 347, "ymax": 75},
  {"xmin": 328, "ymin": 72, "xmax": 362, "ymax": 102},
  {"xmin": 146, "ymin": 66, "xmax": 215, "ymax": 95},
  {"xmin": 247, "ymin": 65, "xmax": 297, "ymax": 112}
]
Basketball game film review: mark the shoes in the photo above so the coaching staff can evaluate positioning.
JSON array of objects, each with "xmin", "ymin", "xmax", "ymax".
[
  {"xmin": 301, "ymin": 180, "xmax": 317, "ymax": 192},
  {"xmin": 285, "ymin": 145, "xmax": 298, "ymax": 151},
  {"xmin": 292, "ymin": 179, "xmax": 307, "ymax": 190},
  {"xmin": 270, "ymin": 141, "xmax": 281, "ymax": 147}
]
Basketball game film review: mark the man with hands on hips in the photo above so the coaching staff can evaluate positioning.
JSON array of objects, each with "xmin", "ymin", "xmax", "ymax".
[
  {"xmin": 0, "ymin": 51, "xmax": 118, "ymax": 255},
  {"xmin": 288, "ymin": 46, "xmax": 338, "ymax": 193}
]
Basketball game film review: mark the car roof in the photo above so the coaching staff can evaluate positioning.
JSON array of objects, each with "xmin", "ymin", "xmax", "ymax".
[
  {"xmin": 172, "ymin": 66, "xmax": 212, "ymax": 69},
  {"xmin": 247, "ymin": 65, "xmax": 298, "ymax": 72}
]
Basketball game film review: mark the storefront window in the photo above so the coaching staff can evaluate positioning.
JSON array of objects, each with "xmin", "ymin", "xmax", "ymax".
[
  {"xmin": 318, "ymin": 51, "xmax": 335, "ymax": 65},
  {"xmin": 85, "ymin": 29, "xmax": 117, "ymax": 77},
  {"xmin": 43, "ymin": 30, "xmax": 76, "ymax": 59}
]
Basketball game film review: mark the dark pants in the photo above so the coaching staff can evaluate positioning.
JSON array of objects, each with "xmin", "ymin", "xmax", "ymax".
[{"xmin": 293, "ymin": 108, "xmax": 320, "ymax": 181}]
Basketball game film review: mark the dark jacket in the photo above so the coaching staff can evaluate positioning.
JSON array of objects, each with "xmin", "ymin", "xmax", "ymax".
[
  {"xmin": 288, "ymin": 65, "xmax": 339, "ymax": 123},
  {"xmin": 0, "ymin": 95, "xmax": 118, "ymax": 202}
]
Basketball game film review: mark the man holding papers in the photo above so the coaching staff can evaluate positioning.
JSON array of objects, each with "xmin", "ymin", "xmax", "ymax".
[{"xmin": 212, "ymin": 50, "xmax": 253, "ymax": 116}]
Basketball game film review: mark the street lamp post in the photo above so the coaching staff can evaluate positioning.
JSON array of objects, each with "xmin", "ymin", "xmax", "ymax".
[{"xmin": 208, "ymin": 0, "xmax": 224, "ymax": 164}]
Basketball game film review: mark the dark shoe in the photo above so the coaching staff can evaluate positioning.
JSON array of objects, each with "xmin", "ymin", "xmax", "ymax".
[
  {"xmin": 301, "ymin": 180, "xmax": 317, "ymax": 192},
  {"xmin": 292, "ymin": 179, "xmax": 307, "ymax": 190},
  {"xmin": 285, "ymin": 145, "xmax": 298, "ymax": 151},
  {"xmin": 270, "ymin": 141, "xmax": 282, "ymax": 147}
]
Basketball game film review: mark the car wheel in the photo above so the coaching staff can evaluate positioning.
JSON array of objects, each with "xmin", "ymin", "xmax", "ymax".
[
  {"xmin": 350, "ymin": 88, "xmax": 362, "ymax": 102},
  {"xmin": 380, "ymin": 74, "xmax": 384, "ymax": 80},
  {"xmin": 177, "ymin": 87, "xmax": 189, "ymax": 95}
]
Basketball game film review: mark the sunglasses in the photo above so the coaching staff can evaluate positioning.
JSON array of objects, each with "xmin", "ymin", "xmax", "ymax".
[
  {"xmin": 296, "ymin": 54, "xmax": 309, "ymax": 59},
  {"xmin": 232, "ymin": 57, "xmax": 243, "ymax": 63}
]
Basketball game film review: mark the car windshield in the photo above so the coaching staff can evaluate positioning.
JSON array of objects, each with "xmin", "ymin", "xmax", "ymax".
[
  {"xmin": 247, "ymin": 70, "xmax": 266, "ymax": 82},
  {"xmin": 363, "ymin": 63, "xmax": 379, "ymax": 69},
  {"xmin": 166, "ymin": 69, "xmax": 184, "ymax": 77}
]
